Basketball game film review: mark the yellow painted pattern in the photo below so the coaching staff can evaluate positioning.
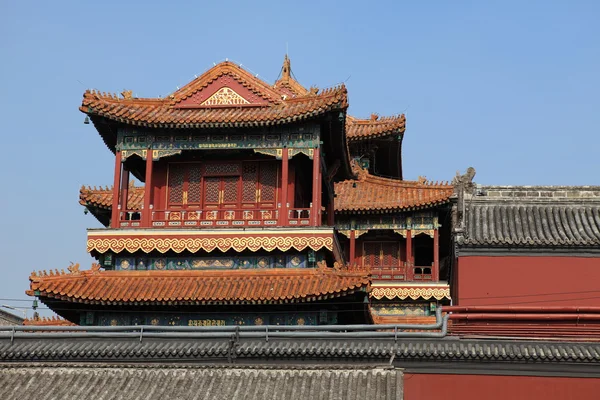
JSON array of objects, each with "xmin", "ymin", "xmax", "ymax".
[
  {"xmin": 370, "ymin": 287, "xmax": 451, "ymax": 301},
  {"xmin": 87, "ymin": 235, "xmax": 333, "ymax": 254}
]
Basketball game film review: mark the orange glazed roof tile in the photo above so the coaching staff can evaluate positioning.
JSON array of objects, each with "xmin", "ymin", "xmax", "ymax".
[
  {"xmin": 29, "ymin": 266, "xmax": 369, "ymax": 305},
  {"xmin": 80, "ymin": 61, "xmax": 348, "ymax": 129},
  {"xmin": 23, "ymin": 316, "xmax": 76, "ymax": 326},
  {"xmin": 80, "ymin": 182, "xmax": 144, "ymax": 210},
  {"xmin": 346, "ymin": 114, "xmax": 406, "ymax": 141},
  {"xmin": 335, "ymin": 170, "xmax": 453, "ymax": 213}
]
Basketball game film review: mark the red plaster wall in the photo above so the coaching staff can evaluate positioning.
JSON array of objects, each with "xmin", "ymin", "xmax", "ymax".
[
  {"xmin": 404, "ymin": 374, "xmax": 600, "ymax": 400},
  {"xmin": 456, "ymin": 256, "xmax": 600, "ymax": 306}
]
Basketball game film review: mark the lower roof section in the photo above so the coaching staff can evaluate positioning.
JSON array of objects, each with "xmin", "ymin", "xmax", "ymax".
[
  {"xmin": 28, "ymin": 265, "xmax": 369, "ymax": 305},
  {"xmin": 87, "ymin": 227, "xmax": 335, "ymax": 254},
  {"xmin": 2, "ymin": 336, "xmax": 600, "ymax": 374},
  {"xmin": 370, "ymin": 282, "xmax": 451, "ymax": 301},
  {"xmin": 0, "ymin": 365, "xmax": 402, "ymax": 400}
]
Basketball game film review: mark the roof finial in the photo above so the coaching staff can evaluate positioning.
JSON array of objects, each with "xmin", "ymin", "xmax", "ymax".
[{"xmin": 282, "ymin": 54, "xmax": 291, "ymax": 82}]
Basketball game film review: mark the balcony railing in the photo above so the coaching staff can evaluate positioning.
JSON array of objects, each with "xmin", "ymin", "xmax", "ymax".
[
  {"xmin": 117, "ymin": 208, "xmax": 312, "ymax": 229},
  {"xmin": 368, "ymin": 262, "xmax": 435, "ymax": 282}
]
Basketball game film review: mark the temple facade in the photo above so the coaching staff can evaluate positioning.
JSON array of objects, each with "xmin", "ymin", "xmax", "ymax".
[{"xmin": 28, "ymin": 56, "xmax": 453, "ymax": 326}]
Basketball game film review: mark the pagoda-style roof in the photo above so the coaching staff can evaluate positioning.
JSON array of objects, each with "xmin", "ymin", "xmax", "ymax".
[
  {"xmin": 80, "ymin": 182, "xmax": 143, "ymax": 226},
  {"xmin": 346, "ymin": 114, "xmax": 406, "ymax": 141},
  {"xmin": 335, "ymin": 170, "xmax": 453, "ymax": 213},
  {"xmin": 81, "ymin": 60, "xmax": 348, "ymax": 148},
  {"xmin": 456, "ymin": 186, "xmax": 600, "ymax": 251},
  {"xmin": 82, "ymin": 83, "xmax": 347, "ymax": 129},
  {"xmin": 28, "ymin": 265, "xmax": 369, "ymax": 306}
]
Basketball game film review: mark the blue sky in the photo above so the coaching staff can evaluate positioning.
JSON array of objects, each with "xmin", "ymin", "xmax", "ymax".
[{"xmin": 1, "ymin": 1, "xmax": 599, "ymax": 317}]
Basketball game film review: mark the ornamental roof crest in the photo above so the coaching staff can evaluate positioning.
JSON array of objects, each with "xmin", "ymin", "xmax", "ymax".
[{"xmin": 201, "ymin": 86, "xmax": 250, "ymax": 106}]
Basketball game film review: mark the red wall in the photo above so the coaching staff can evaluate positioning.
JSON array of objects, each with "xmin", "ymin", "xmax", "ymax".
[
  {"xmin": 404, "ymin": 374, "xmax": 600, "ymax": 400},
  {"xmin": 456, "ymin": 256, "xmax": 600, "ymax": 306}
]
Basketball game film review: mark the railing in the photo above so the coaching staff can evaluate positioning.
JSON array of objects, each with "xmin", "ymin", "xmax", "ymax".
[
  {"xmin": 371, "ymin": 265, "xmax": 407, "ymax": 281},
  {"xmin": 412, "ymin": 264, "xmax": 433, "ymax": 281},
  {"xmin": 117, "ymin": 207, "xmax": 312, "ymax": 228},
  {"xmin": 365, "ymin": 262, "xmax": 435, "ymax": 281},
  {"xmin": 287, "ymin": 208, "xmax": 311, "ymax": 225},
  {"xmin": 0, "ymin": 308, "xmax": 449, "ymax": 340}
]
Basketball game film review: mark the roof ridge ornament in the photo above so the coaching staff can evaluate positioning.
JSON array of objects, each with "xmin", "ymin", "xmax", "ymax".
[{"xmin": 281, "ymin": 54, "xmax": 291, "ymax": 82}]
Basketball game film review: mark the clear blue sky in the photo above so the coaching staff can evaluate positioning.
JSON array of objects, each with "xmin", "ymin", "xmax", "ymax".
[{"xmin": 1, "ymin": 1, "xmax": 599, "ymax": 317}]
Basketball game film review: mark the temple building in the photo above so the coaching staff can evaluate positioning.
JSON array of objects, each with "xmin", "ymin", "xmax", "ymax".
[{"xmin": 27, "ymin": 56, "xmax": 453, "ymax": 326}]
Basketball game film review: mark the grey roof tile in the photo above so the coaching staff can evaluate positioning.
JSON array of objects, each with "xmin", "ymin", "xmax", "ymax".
[
  {"xmin": 464, "ymin": 203, "xmax": 600, "ymax": 247},
  {"xmin": 0, "ymin": 366, "xmax": 402, "ymax": 400}
]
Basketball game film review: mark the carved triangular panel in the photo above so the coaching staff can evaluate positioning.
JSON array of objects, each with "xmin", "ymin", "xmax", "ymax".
[{"xmin": 201, "ymin": 87, "xmax": 250, "ymax": 106}]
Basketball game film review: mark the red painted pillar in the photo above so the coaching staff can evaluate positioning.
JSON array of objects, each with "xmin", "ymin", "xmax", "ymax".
[
  {"xmin": 143, "ymin": 151, "xmax": 154, "ymax": 227},
  {"xmin": 120, "ymin": 165, "xmax": 130, "ymax": 216},
  {"xmin": 326, "ymin": 195, "xmax": 335, "ymax": 226},
  {"xmin": 279, "ymin": 148, "xmax": 289, "ymax": 226},
  {"xmin": 406, "ymin": 230, "xmax": 413, "ymax": 280},
  {"xmin": 111, "ymin": 151, "xmax": 122, "ymax": 228},
  {"xmin": 311, "ymin": 147, "xmax": 321, "ymax": 226},
  {"xmin": 349, "ymin": 230, "xmax": 356, "ymax": 267},
  {"xmin": 433, "ymin": 228, "xmax": 440, "ymax": 281}
]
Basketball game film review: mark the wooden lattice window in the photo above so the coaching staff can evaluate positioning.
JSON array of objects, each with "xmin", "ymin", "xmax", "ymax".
[
  {"xmin": 259, "ymin": 163, "xmax": 277, "ymax": 202},
  {"xmin": 168, "ymin": 164, "xmax": 185, "ymax": 205},
  {"xmin": 242, "ymin": 164, "xmax": 258, "ymax": 203},
  {"xmin": 187, "ymin": 165, "xmax": 202, "ymax": 205}
]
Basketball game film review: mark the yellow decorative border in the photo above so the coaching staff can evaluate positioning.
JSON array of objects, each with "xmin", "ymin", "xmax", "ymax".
[
  {"xmin": 370, "ymin": 287, "xmax": 451, "ymax": 301},
  {"xmin": 87, "ymin": 235, "xmax": 333, "ymax": 254}
]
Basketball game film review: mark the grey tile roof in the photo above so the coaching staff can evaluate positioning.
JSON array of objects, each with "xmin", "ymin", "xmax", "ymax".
[
  {"xmin": 0, "ymin": 365, "xmax": 402, "ymax": 400},
  {"xmin": 463, "ymin": 202, "xmax": 600, "ymax": 247},
  {"xmin": 2, "ymin": 337, "xmax": 600, "ymax": 365}
]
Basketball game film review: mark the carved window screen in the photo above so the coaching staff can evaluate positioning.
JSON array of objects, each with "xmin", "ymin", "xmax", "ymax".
[
  {"xmin": 364, "ymin": 243, "xmax": 381, "ymax": 267},
  {"xmin": 204, "ymin": 163, "xmax": 240, "ymax": 176},
  {"xmin": 259, "ymin": 162, "xmax": 278, "ymax": 203},
  {"xmin": 204, "ymin": 177, "xmax": 220, "ymax": 204},
  {"xmin": 222, "ymin": 177, "xmax": 239, "ymax": 205},
  {"xmin": 242, "ymin": 164, "xmax": 258, "ymax": 203},
  {"xmin": 187, "ymin": 165, "xmax": 202, "ymax": 205},
  {"xmin": 168, "ymin": 164, "xmax": 185, "ymax": 205}
]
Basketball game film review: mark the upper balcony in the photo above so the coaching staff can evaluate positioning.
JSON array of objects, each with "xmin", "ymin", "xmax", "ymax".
[{"xmin": 117, "ymin": 207, "xmax": 312, "ymax": 229}]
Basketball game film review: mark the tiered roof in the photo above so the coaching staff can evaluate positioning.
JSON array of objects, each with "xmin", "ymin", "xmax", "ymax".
[
  {"xmin": 28, "ymin": 265, "xmax": 369, "ymax": 306},
  {"xmin": 335, "ymin": 169, "xmax": 453, "ymax": 213},
  {"xmin": 346, "ymin": 114, "xmax": 406, "ymax": 141}
]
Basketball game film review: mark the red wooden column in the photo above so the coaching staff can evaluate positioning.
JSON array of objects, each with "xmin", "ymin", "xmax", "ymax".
[
  {"xmin": 120, "ymin": 165, "xmax": 130, "ymax": 218},
  {"xmin": 326, "ymin": 200, "xmax": 334, "ymax": 226},
  {"xmin": 278, "ymin": 148, "xmax": 289, "ymax": 226},
  {"xmin": 433, "ymin": 228, "xmax": 440, "ymax": 281},
  {"xmin": 406, "ymin": 230, "xmax": 413, "ymax": 280},
  {"xmin": 311, "ymin": 147, "xmax": 321, "ymax": 226},
  {"xmin": 111, "ymin": 151, "xmax": 122, "ymax": 228},
  {"xmin": 349, "ymin": 230, "xmax": 356, "ymax": 267},
  {"xmin": 143, "ymin": 150, "xmax": 154, "ymax": 227}
]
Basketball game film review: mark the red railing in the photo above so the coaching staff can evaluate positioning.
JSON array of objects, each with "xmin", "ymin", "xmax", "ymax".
[
  {"xmin": 287, "ymin": 208, "xmax": 311, "ymax": 225},
  {"xmin": 367, "ymin": 262, "xmax": 435, "ymax": 281},
  {"xmin": 117, "ymin": 207, "xmax": 312, "ymax": 228}
]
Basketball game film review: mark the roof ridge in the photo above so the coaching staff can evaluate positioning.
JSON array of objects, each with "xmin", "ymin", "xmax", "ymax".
[{"xmin": 170, "ymin": 61, "xmax": 282, "ymax": 105}]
